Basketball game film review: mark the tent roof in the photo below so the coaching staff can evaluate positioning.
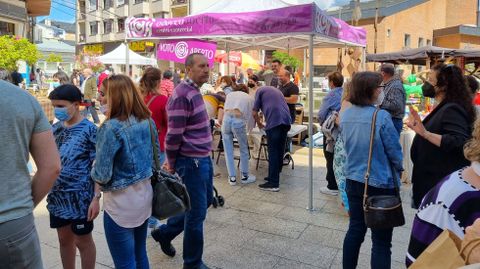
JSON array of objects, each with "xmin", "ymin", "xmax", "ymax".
[
  {"xmin": 97, "ymin": 43, "xmax": 157, "ymax": 65},
  {"xmin": 126, "ymin": 2, "xmax": 366, "ymax": 50},
  {"xmin": 366, "ymin": 45, "xmax": 457, "ymax": 65}
]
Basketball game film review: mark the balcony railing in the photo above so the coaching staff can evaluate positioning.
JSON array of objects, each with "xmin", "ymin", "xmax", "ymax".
[{"xmin": 171, "ymin": 0, "xmax": 187, "ymax": 6}]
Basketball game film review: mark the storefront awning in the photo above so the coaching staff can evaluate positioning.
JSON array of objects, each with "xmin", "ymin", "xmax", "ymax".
[{"xmin": 26, "ymin": 0, "xmax": 51, "ymax": 17}]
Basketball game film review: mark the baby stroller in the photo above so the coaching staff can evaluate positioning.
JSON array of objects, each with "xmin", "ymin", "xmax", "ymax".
[{"xmin": 210, "ymin": 119, "xmax": 225, "ymax": 209}]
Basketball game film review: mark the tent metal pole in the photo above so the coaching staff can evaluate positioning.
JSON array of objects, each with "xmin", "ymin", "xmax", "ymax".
[
  {"xmin": 307, "ymin": 34, "xmax": 315, "ymax": 211},
  {"xmin": 226, "ymin": 43, "xmax": 230, "ymax": 76},
  {"xmin": 362, "ymin": 47, "xmax": 366, "ymax": 71},
  {"xmin": 125, "ymin": 39, "xmax": 130, "ymax": 76}
]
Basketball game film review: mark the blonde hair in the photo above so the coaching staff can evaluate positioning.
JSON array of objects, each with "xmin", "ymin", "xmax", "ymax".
[
  {"xmin": 464, "ymin": 117, "xmax": 480, "ymax": 162},
  {"xmin": 106, "ymin": 74, "xmax": 151, "ymax": 121}
]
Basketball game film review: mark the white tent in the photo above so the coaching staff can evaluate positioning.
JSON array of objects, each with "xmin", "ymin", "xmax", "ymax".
[{"xmin": 98, "ymin": 43, "xmax": 157, "ymax": 66}]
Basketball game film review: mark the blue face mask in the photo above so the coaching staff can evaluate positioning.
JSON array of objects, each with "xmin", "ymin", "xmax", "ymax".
[
  {"xmin": 52, "ymin": 81, "xmax": 61, "ymax": 88},
  {"xmin": 54, "ymin": 106, "xmax": 73, "ymax": 122}
]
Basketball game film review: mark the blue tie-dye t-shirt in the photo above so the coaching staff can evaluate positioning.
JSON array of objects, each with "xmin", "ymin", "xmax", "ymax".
[{"xmin": 47, "ymin": 118, "xmax": 97, "ymax": 219}]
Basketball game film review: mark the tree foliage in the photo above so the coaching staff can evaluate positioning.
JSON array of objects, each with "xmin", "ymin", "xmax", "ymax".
[
  {"xmin": 45, "ymin": 53, "xmax": 63, "ymax": 63},
  {"xmin": 0, "ymin": 36, "xmax": 42, "ymax": 71},
  {"xmin": 272, "ymin": 51, "xmax": 301, "ymax": 70}
]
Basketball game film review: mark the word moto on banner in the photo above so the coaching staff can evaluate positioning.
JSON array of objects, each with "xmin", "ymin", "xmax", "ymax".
[{"xmin": 156, "ymin": 39, "xmax": 217, "ymax": 67}]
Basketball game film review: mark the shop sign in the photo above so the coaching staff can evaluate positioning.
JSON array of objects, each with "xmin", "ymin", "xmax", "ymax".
[
  {"xmin": 157, "ymin": 39, "xmax": 216, "ymax": 67},
  {"xmin": 83, "ymin": 44, "xmax": 104, "ymax": 54}
]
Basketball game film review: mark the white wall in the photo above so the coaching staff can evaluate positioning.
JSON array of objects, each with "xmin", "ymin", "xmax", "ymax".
[{"xmin": 190, "ymin": 0, "xmax": 219, "ymax": 14}]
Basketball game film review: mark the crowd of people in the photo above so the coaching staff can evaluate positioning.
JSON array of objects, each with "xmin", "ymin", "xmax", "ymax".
[{"xmin": 2, "ymin": 52, "xmax": 480, "ymax": 269}]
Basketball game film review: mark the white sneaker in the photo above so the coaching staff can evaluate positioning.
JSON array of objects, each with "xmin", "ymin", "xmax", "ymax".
[
  {"xmin": 241, "ymin": 175, "xmax": 256, "ymax": 184},
  {"xmin": 320, "ymin": 186, "xmax": 338, "ymax": 196},
  {"xmin": 229, "ymin": 176, "xmax": 237, "ymax": 186}
]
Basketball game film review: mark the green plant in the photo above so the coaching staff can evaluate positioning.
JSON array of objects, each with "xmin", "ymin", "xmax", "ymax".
[
  {"xmin": 45, "ymin": 53, "xmax": 63, "ymax": 63},
  {"xmin": 272, "ymin": 51, "xmax": 301, "ymax": 71},
  {"xmin": 0, "ymin": 35, "xmax": 42, "ymax": 71}
]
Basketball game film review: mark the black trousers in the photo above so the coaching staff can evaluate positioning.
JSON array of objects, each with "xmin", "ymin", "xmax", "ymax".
[{"xmin": 323, "ymin": 136, "xmax": 338, "ymax": 190}]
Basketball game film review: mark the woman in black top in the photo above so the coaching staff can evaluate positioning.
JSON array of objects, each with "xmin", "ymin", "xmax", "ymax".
[{"xmin": 407, "ymin": 64, "xmax": 475, "ymax": 208}]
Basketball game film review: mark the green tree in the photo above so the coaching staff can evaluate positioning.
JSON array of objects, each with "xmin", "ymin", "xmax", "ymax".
[
  {"xmin": 0, "ymin": 36, "xmax": 42, "ymax": 71},
  {"xmin": 45, "ymin": 53, "xmax": 63, "ymax": 63},
  {"xmin": 272, "ymin": 51, "xmax": 301, "ymax": 71}
]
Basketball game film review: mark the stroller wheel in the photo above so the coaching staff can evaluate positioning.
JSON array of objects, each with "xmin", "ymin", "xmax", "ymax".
[
  {"xmin": 212, "ymin": 198, "xmax": 218, "ymax": 208},
  {"xmin": 218, "ymin": 196, "xmax": 225, "ymax": 207}
]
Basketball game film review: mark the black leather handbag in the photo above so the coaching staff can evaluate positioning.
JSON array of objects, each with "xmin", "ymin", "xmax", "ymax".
[
  {"xmin": 148, "ymin": 120, "xmax": 191, "ymax": 220},
  {"xmin": 363, "ymin": 109, "xmax": 405, "ymax": 229}
]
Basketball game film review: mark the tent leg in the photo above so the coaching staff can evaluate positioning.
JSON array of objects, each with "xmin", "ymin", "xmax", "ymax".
[
  {"xmin": 226, "ymin": 44, "xmax": 230, "ymax": 76},
  {"xmin": 362, "ymin": 47, "xmax": 366, "ymax": 71},
  {"xmin": 125, "ymin": 39, "xmax": 130, "ymax": 76},
  {"xmin": 307, "ymin": 34, "xmax": 315, "ymax": 211}
]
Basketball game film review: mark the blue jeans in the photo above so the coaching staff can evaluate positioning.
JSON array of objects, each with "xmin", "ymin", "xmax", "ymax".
[
  {"xmin": 104, "ymin": 213, "xmax": 149, "ymax": 269},
  {"xmin": 343, "ymin": 179, "xmax": 395, "ymax": 269},
  {"xmin": 392, "ymin": 117, "xmax": 403, "ymax": 135},
  {"xmin": 157, "ymin": 156, "xmax": 213, "ymax": 268},
  {"xmin": 265, "ymin": 124, "xmax": 290, "ymax": 186},
  {"xmin": 221, "ymin": 115, "xmax": 250, "ymax": 178}
]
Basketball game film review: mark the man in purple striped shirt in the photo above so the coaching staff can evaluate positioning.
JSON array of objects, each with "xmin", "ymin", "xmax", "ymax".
[{"xmin": 152, "ymin": 53, "xmax": 213, "ymax": 269}]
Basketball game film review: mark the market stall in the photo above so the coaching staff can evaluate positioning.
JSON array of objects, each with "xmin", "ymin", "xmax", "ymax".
[
  {"xmin": 97, "ymin": 43, "xmax": 157, "ymax": 66},
  {"xmin": 125, "ymin": 0, "xmax": 367, "ymax": 210}
]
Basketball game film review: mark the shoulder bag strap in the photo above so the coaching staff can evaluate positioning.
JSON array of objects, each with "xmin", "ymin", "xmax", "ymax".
[
  {"xmin": 146, "ymin": 95, "xmax": 158, "ymax": 108},
  {"xmin": 148, "ymin": 119, "xmax": 161, "ymax": 170},
  {"xmin": 363, "ymin": 108, "xmax": 380, "ymax": 210}
]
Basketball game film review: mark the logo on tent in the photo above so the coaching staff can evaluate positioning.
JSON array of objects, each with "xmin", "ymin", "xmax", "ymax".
[{"xmin": 175, "ymin": 41, "xmax": 189, "ymax": 59}]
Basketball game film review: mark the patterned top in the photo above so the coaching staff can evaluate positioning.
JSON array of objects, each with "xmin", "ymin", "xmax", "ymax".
[
  {"xmin": 166, "ymin": 79, "xmax": 212, "ymax": 168},
  {"xmin": 47, "ymin": 118, "xmax": 97, "ymax": 219},
  {"xmin": 406, "ymin": 168, "xmax": 480, "ymax": 267},
  {"xmin": 380, "ymin": 78, "xmax": 406, "ymax": 119}
]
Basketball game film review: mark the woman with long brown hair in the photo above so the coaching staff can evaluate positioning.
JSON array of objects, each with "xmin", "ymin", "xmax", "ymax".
[{"xmin": 91, "ymin": 74, "xmax": 159, "ymax": 269}]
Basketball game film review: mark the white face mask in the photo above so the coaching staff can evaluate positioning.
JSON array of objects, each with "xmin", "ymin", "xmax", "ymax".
[
  {"xmin": 374, "ymin": 89, "xmax": 385, "ymax": 106},
  {"xmin": 99, "ymin": 104, "xmax": 109, "ymax": 115}
]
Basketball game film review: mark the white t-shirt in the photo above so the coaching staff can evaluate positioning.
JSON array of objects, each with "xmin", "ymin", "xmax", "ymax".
[
  {"xmin": 224, "ymin": 91, "xmax": 255, "ymax": 132},
  {"xmin": 103, "ymin": 178, "xmax": 153, "ymax": 228}
]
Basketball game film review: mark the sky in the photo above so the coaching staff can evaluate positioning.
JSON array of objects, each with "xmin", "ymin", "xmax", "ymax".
[{"xmin": 38, "ymin": 0, "xmax": 364, "ymax": 23}]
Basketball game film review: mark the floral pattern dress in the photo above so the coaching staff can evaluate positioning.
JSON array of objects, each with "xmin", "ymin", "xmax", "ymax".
[{"xmin": 333, "ymin": 132, "xmax": 349, "ymax": 213}]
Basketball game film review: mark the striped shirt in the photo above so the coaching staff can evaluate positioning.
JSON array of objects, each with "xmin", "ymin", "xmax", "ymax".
[
  {"xmin": 166, "ymin": 79, "xmax": 212, "ymax": 168},
  {"xmin": 406, "ymin": 168, "xmax": 480, "ymax": 267}
]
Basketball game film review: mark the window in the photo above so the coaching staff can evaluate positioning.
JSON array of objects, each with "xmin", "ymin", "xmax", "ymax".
[
  {"xmin": 418, "ymin": 37, "xmax": 424, "ymax": 47},
  {"xmin": 404, "ymin": 34, "xmax": 411, "ymax": 48},
  {"xmin": 103, "ymin": 0, "xmax": 113, "ymax": 9},
  {"xmin": 134, "ymin": 0, "xmax": 146, "ymax": 3},
  {"xmin": 386, "ymin": 28, "xmax": 391, "ymax": 38},
  {"xmin": 0, "ymin": 21, "xmax": 15, "ymax": 36},
  {"xmin": 426, "ymin": 39, "xmax": 432, "ymax": 46},
  {"xmin": 103, "ymin": 19, "xmax": 113, "ymax": 34},
  {"xmin": 89, "ymin": 21, "xmax": 98, "ymax": 35},
  {"xmin": 89, "ymin": 0, "xmax": 97, "ymax": 11},
  {"xmin": 117, "ymin": 18, "xmax": 125, "ymax": 32},
  {"xmin": 117, "ymin": 0, "xmax": 126, "ymax": 6}
]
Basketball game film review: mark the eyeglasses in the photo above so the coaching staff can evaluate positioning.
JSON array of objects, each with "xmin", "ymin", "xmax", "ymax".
[{"xmin": 99, "ymin": 91, "xmax": 105, "ymax": 97}]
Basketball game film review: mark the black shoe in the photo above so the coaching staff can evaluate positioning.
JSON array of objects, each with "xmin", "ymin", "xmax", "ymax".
[
  {"xmin": 183, "ymin": 263, "xmax": 211, "ymax": 269},
  {"xmin": 151, "ymin": 229, "xmax": 176, "ymax": 257},
  {"xmin": 258, "ymin": 182, "xmax": 279, "ymax": 192},
  {"xmin": 263, "ymin": 177, "xmax": 270, "ymax": 182}
]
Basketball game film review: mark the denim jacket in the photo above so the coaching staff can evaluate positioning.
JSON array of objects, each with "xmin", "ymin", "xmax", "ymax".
[
  {"xmin": 340, "ymin": 105, "xmax": 403, "ymax": 189},
  {"xmin": 91, "ymin": 116, "xmax": 159, "ymax": 192}
]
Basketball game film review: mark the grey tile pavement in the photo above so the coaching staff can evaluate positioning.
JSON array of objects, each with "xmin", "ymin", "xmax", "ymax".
[{"xmin": 33, "ymin": 146, "xmax": 415, "ymax": 268}]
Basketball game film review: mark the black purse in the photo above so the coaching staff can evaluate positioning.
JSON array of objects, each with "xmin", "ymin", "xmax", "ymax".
[
  {"xmin": 363, "ymin": 109, "xmax": 405, "ymax": 229},
  {"xmin": 148, "ymin": 120, "xmax": 191, "ymax": 220}
]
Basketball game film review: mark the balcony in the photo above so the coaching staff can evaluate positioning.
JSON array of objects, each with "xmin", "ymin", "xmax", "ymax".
[
  {"xmin": 171, "ymin": 0, "xmax": 187, "ymax": 7},
  {"xmin": 130, "ymin": 1, "xmax": 149, "ymax": 16},
  {"xmin": 87, "ymin": 34, "xmax": 102, "ymax": 44}
]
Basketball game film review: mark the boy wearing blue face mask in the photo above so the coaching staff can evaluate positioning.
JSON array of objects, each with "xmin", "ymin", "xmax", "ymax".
[{"xmin": 47, "ymin": 85, "xmax": 100, "ymax": 269}]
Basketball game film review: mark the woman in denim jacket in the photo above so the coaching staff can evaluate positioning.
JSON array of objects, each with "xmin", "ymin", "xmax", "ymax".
[
  {"xmin": 340, "ymin": 72, "xmax": 403, "ymax": 269},
  {"xmin": 91, "ymin": 74, "xmax": 159, "ymax": 269}
]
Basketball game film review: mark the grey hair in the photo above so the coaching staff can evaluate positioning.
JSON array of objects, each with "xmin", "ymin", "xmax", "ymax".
[
  {"xmin": 380, "ymin": 63, "xmax": 395, "ymax": 76},
  {"xmin": 185, "ymin": 53, "xmax": 207, "ymax": 67},
  {"xmin": 53, "ymin": 71, "xmax": 70, "ymax": 85},
  {"xmin": 0, "ymin": 68, "xmax": 10, "ymax": 81}
]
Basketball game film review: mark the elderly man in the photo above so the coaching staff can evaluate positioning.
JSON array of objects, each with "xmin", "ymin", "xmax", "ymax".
[
  {"xmin": 152, "ymin": 53, "xmax": 213, "ymax": 269},
  {"xmin": 257, "ymin": 59, "xmax": 282, "ymax": 88},
  {"xmin": 379, "ymin": 63, "xmax": 406, "ymax": 134},
  {"xmin": 253, "ymin": 86, "xmax": 292, "ymax": 192},
  {"xmin": 0, "ymin": 79, "xmax": 61, "ymax": 268},
  {"xmin": 80, "ymin": 68, "xmax": 100, "ymax": 124}
]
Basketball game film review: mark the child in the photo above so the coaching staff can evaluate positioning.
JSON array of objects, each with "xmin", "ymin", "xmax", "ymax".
[{"xmin": 47, "ymin": 84, "xmax": 100, "ymax": 269}]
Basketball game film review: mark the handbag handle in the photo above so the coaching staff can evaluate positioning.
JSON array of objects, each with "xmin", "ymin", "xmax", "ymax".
[
  {"xmin": 363, "ymin": 108, "xmax": 379, "ymax": 211},
  {"xmin": 148, "ymin": 119, "xmax": 161, "ymax": 171},
  {"xmin": 460, "ymin": 237, "xmax": 480, "ymax": 262}
]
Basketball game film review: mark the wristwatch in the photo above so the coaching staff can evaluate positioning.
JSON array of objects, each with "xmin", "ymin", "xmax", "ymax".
[{"xmin": 94, "ymin": 192, "xmax": 102, "ymax": 200}]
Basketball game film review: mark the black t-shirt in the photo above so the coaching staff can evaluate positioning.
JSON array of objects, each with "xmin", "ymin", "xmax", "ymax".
[{"xmin": 278, "ymin": 82, "xmax": 299, "ymax": 121}]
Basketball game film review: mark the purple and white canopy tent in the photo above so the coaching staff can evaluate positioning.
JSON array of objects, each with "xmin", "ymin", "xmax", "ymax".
[{"xmin": 125, "ymin": 0, "xmax": 367, "ymax": 210}]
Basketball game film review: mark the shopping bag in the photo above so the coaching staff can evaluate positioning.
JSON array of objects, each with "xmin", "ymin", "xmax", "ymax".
[{"xmin": 409, "ymin": 230, "xmax": 465, "ymax": 269}]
